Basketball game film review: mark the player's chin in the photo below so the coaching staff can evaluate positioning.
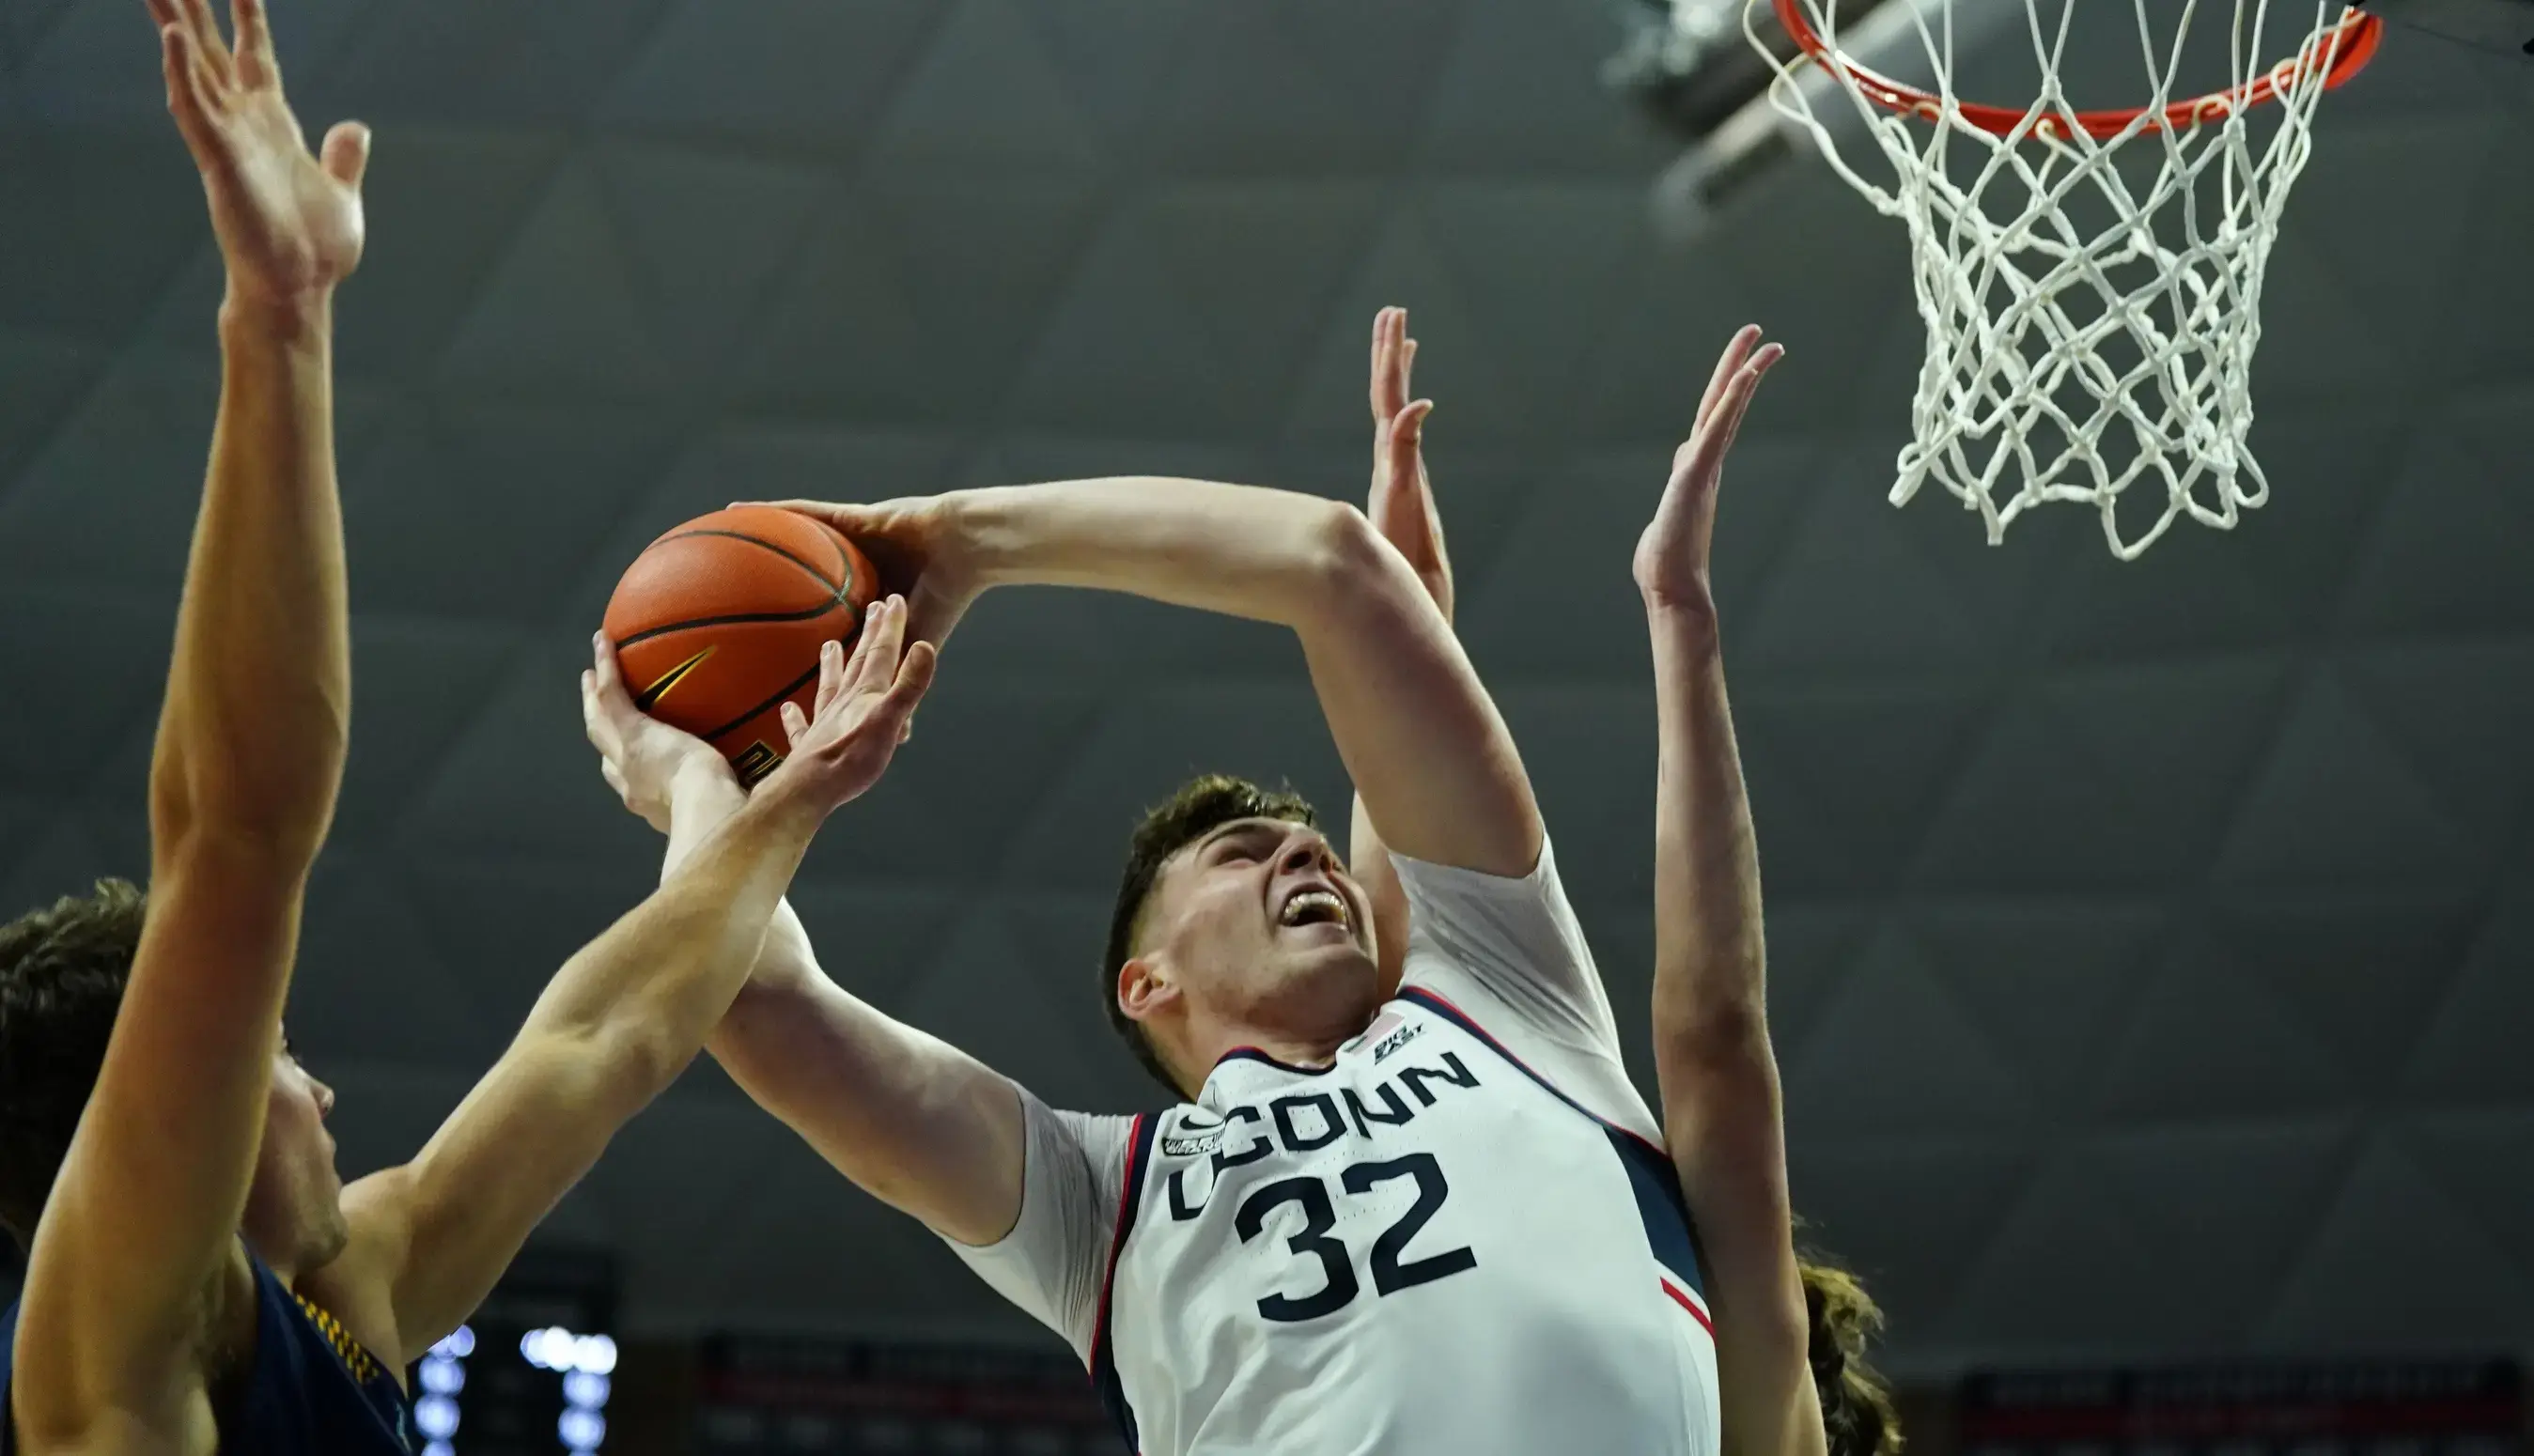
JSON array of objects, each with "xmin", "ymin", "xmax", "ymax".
[{"xmin": 1267, "ymin": 930, "xmax": 1380, "ymax": 996}]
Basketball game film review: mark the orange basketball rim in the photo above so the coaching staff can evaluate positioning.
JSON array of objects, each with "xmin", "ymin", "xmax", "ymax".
[{"xmin": 1769, "ymin": 0, "xmax": 2384, "ymax": 139}]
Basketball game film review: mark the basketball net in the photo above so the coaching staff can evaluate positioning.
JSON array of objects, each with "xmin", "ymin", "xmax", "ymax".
[{"xmin": 1749, "ymin": 1, "xmax": 2381, "ymax": 559}]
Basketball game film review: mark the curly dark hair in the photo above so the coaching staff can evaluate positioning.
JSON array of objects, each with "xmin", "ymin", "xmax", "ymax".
[
  {"xmin": 0, "ymin": 880, "xmax": 147, "ymax": 1249},
  {"xmin": 1101, "ymin": 774, "xmax": 1318, "ymax": 1098},
  {"xmin": 1801, "ymin": 1255, "xmax": 1904, "ymax": 1456}
]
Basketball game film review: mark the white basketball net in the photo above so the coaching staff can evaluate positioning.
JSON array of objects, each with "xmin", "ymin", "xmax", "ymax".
[{"xmin": 1749, "ymin": 1, "xmax": 2365, "ymax": 559}]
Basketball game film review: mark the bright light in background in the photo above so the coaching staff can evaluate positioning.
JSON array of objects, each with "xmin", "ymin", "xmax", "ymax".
[
  {"xmin": 519, "ymin": 1326, "xmax": 617, "ymax": 1453},
  {"xmin": 415, "ymin": 1324, "xmax": 472, "ymax": 1449},
  {"xmin": 520, "ymin": 1326, "xmax": 618, "ymax": 1375},
  {"xmin": 414, "ymin": 1394, "xmax": 459, "ymax": 1440}
]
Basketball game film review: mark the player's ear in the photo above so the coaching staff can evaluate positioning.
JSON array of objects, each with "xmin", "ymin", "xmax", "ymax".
[{"xmin": 1116, "ymin": 954, "xmax": 1178, "ymax": 1025}]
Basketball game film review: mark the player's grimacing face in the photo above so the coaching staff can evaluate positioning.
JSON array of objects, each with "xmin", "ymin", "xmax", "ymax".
[
  {"xmin": 1149, "ymin": 817, "xmax": 1378, "ymax": 1019},
  {"xmin": 241, "ymin": 1039, "xmax": 350, "ymax": 1274}
]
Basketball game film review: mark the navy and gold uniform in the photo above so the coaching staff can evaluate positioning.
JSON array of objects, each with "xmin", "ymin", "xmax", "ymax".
[{"xmin": 0, "ymin": 1248, "xmax": 415, "ymax": 1454}]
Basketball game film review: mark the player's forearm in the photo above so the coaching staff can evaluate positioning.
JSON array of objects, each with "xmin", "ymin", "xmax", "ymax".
[
  {"xmin": 955, "ymin": 478, "xmax": 1361, "ymax": 628},
  {"xmin": 524, "ymin": 787, "xmax": 821, "ymax": 1092},
  {"xmin": 149, "ymin": 299, "xmax": 350, "ymax": 871},
  {"xmin": 1646, "ymin": 601, "xmax": 1768, "ymax": 1051}
]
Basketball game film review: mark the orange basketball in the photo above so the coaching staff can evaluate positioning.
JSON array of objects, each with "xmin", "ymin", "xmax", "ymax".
[{"xmin": 602, "ymin": 506, "xmax": 880, "ymax": 786}]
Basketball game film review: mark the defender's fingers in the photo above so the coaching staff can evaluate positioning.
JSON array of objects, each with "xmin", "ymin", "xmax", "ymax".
[
  {"xmin": 176, "ymin": 0, "xmax": 235, "ymax": 81},
  {"xmin": 161, "ymin": 26, "xmax": 222, "ymax": 160},
  {"xmin": 851, "ymin": 596, "xmax": 909, "ymax": 696},
  {"xmin": 1381, "ymin": 401, "xmax": 1434, "ymax": 522},
  {"xmin": 1695, "ymin": 325, "xmax": 1762, "ymax": 435},
  {"xmin": 228, "ymin": 0, "xmax": 274, "ymax": 85},
  {"xmin": 1369, "ymin": 308, "xmax": 1394, "ymax": 414},
  {"xmin": 884, "ymin": 639, "xmax": 939, "ymax": 713},
  {"xmin": 781, "ymin": 699, "xmax": 810, "ymax": 749},
  {"xmin": 812, "ymin": 639, "xmax": 848, "ymax": 720}
]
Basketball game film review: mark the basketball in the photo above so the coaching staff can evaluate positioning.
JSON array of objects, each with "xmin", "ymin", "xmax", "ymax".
[{"xmin": 602, "ymin": 505, "xmax": 880, "ymax": 786}]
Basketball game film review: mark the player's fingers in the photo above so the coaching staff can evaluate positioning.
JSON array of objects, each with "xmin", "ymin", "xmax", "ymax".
[
  {"xmin": 1401, "ymin": 337, "xmax": 1418, "ymax": 399},
  {"xmin": 812, "ymin": 638, "xmax": 848, "ymax": 721},
  {"xmin": 884, "ymin": 640, "xmax": 939, "ymax": 715},
  {"xmin": 228, "ymin": 0, "xmax": 273, "ymax": 85},
  {"xmin": 1710, "ymin": 346, "xmax": 1780, "ymax": 460},
  {"xmin": 1377, "ymin": 401, "xmax": 1435, "ymax": 547},
  {"xmin": 743, "ymin": 497, "xmax": 860, "ymax": 533},
  {"xmin": 1695, "ymin": 325, "xmax": 1761, "ymax": 435},
  {"xmin": 780, "ymin": 699, "xmax": 810, "ymax": 750},
  {"xmin": 319, "ymin": 121, "xmax": 371, "ymax": 190},
  {"xmin": 853, "ymin": 596, "xmax": 908, "ymax": 697},
  {"xmin": 1369, "ymin": 308, "xmax": 1394, "ymax": 419},
  {"xmin": 600, "ymin": 759, "xmax": 630, "ymax": 800},
  {"xmin": 160, "ymin": 26, "xmax": 223, "ymax": 162},
  {"xmin": 579, "ymin": 670, "xmax": 621, "ymax": 754},
  {"xmin": 1677, "ymin": 346, "xmax": 1780, "ymax": 488},
  {"xmin": 839, "ymin": 604, "xmax": 886, "ymax": 699},
  {"xmin": 176, "ymin": 0, "xmax": 235, "ymax": 84}
]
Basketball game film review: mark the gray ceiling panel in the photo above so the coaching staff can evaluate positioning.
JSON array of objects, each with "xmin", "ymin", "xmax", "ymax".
[{"xmin": 5, "ymin": 0, "xmax": 2528, "ymax": 1373}]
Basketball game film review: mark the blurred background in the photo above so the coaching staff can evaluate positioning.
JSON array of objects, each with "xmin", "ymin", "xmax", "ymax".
[{"xmin": 2, "ymin": 0, "xmax": 2530, "ymax": 1451}]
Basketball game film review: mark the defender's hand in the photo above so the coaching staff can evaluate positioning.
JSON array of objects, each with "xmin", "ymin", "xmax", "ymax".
[
  {"xmin": 759, "ymin": 596, "xmax": 938, "ymax": 817},
  {"xmin": 748, "ymin": 495, "xmax": 980, "ymax": 651},
  {"xmin": 582, "ymin": 634, "xmax": 732, "ymax": 834},
  {"xmin": 1634, "ymin": 326, "xmax": 1783, "ymax": 618},
  {"xmin": 150, "ymin": 0, "xmax": 369, "ymax": 310},
  {"xmin": 1368, "ymin": 307, "xmax": 1451, "ymax": 622}
]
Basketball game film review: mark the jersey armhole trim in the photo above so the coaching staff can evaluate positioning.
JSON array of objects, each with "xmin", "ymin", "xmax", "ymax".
[{"xmin": 1088, "ymin": 1112, "xmax": 1157, "ymax": 1452}]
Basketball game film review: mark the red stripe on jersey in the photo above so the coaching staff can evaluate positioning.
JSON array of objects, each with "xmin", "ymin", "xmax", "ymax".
[
  {"xmin": 1087, "ymin": 1111, "xmax": 1152, "ymax": 1369},
  {"xmin": 1661, "ymin": 1278, "xmax": 1716, "ymax": 1337}
]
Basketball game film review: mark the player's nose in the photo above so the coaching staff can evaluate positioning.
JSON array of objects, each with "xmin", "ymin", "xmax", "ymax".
[{"xmin": 1276, "ymin": 830, "xmax": 1330, "ymax": 878}]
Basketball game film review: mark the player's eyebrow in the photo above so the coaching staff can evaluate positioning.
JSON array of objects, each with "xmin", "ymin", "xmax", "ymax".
[{"xmin": 1195, "ymin": 818, "xmax": 1296, "ymax": 858}]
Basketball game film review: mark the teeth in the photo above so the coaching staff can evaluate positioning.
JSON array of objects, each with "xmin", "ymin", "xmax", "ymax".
[{"xmin": 1281, "ymin": 890, "xmax": 1346, "ymax": 928}]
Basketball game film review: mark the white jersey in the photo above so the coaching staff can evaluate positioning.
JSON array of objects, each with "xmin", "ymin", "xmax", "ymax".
[{"xmin": 951, "ymin": 841, "xmax": 1719, "ymax": 1456}]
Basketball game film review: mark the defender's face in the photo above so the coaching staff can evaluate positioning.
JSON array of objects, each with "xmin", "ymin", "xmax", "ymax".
[
  {"xmin": 241, "ymin": 1039, "xmax": 349, "ymax": 1275},
  {"xmin": 1140, "ymin": 817, "xmax": 1380, "ymax": 1034}
]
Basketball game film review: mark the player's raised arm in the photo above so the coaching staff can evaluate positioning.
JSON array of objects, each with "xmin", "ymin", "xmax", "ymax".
[
  {"xmin": 319, "ymin": 608, "xmax": 933, "ymax": 1361},
  {"xmin": 13, "ymin": 0, "xmax": 369, "ymax": 1440},
  {"xmin": 587, "ymin": 634, "xmax": 1028, "ymax": 1248},
  {"xmin": 1636, "ymin": 329, "xmax": 1827, "ymax": 1456},
  {"xmin": 759, "ymin": 399, "xmax": 1538, "ymax": 881},
  {"xmin": 1350, "ymin": 307, "xmax": 1450, "ymax": 995}
]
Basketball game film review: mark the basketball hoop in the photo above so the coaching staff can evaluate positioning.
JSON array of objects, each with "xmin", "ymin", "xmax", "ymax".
[{"xmin": 1749, "ymin": 1, "xmax": 2384, "ymax": 559}]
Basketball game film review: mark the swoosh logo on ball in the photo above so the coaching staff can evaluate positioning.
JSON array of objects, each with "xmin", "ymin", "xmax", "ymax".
[{"xmin": 633, "ymin": 647, "xmax": 715, "ymax": 711}]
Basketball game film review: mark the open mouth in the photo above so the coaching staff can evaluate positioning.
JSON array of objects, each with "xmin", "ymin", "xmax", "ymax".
[{"xmin": 1277, "ymin": 886, "xmax": 1351, "ymax": 933}]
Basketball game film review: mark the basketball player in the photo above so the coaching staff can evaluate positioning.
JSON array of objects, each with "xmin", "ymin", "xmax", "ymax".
[
  {"xmin": 594, "ymin": 314, "xmax": 1803, "ymax": 1451},
  {"xmin": 0, "ymin": 6, "xmax": 935, "ymax": 1451},
  {"xmin": 1631, "ymin": 328, "xmax": 1900, "ymax": 1456}
]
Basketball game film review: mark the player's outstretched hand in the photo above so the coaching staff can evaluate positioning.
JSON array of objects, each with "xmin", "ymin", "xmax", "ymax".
[
  {"xmin": 1368, "ymin": 306, "xmax": 1450, "ymax": 622},
  {"xmin": 747, "ymin": 497, "xmax": 979, "ymax": 652},
  {"xmin": 1633, "ymin": 326, "xmax": 1783, "ymax": 618},
  {"xmin": 759, "ymin": 596, "xmax": 938, "ymax": 817},
  {"xmin": 582, "ymin": 633, "xmax": 733, "ymax": 834},
  {"xmin": 150, "ymin": 0, "xmax": 368, "ymax": 309}
]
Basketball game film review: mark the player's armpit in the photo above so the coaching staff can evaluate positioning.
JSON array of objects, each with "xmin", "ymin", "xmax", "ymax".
[{"xmin": 708, "ymin": 958, "xmax": 1027, "ymax": 1247}]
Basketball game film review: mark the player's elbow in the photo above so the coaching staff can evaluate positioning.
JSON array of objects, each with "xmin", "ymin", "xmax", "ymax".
[
  {"xmin": 1302, "ymin": 500, "xmax": 1429, "ymax": 631},
  {"xmin": 1653, "ymin": 983, "xmax": 1778, "ymax": 1084},
  {"xmin": 148, "ymin": 732, "xmax": 348, "ymax": 872}
]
